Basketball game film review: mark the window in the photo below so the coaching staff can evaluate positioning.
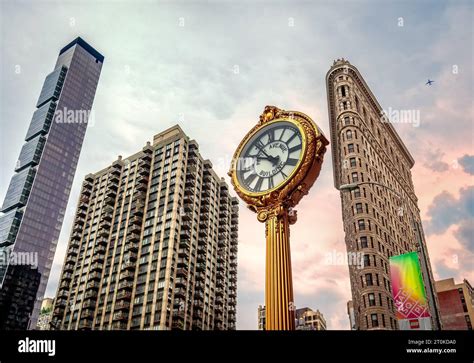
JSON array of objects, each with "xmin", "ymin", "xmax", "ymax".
[
  {"xmin": 346, "ymin": 130, "xmax": 353, "ymax": 140},
  {"xmin": 352, "ymin": 172, "xmax": 359, "ymax": 183},
  {"xmin": 354, "ymin": 188, "xmax": 361, "ymax": 198},
  {"xmin": 360, "ymin": 236, "xmax": 368, "ymax": 248},
  {"xmin": 363, "ymin": 255, "xmax": 370, "ymax": 267},
  {"xmin": 348, "ymin": 144, "xmax": 354, "ymax": 153},
  {"xmin": 344, "ymin": 117, "xmax": 350, "ymax": 125},
  {"xmin": 350, "ymin": 157, "xmax": 356, "ymax": 167},
  {"xmin": 365, "ymin": 272, "xmax": 373, "ymax": 285},
  {"xmin": 371, "ymin": 314, "xmax": 379, "ymax": 327},
  {"xmin": 358, "ymin": 219, "xmax": 366, "ymax": 231},
  {"xmin": 368, "ymin": 293, "xmax": 376, "ymax": 306},
  {"xmin": 341, "ymin": 86, "xmax": 346, "ymax": 97},
  {"xmin": 355, "ymin": 203, "xmax": 363, "ymax": 214}
]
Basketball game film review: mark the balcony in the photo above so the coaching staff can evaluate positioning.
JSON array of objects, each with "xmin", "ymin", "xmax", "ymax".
[
  {"xmin": 82, "ymin": 300, "xmax": 95, "ymax": 309},
  {"xmin": 60, "ymin": 280, "xmax": 70, "ymax": 289},
  {"xmin": 81, "ymin": 309, "xmax": 94, "ymax": 319},
  {"xmin": 180, "ymin": 231, "xmax": 191, "ymax": 244},
  {"xmin": 138, "ymin": 157, "xmax": 151, "ymax": 168},
  {"xmin": 122, "ymin": 261, "xmax": 135, "ymax": 271},
  {"xmin": 219, "ymin": 210, "xmax": 229, "ymax": 218},
  {"xmin": 78, "ymin": 201, "xmax": 88, "ymax": 210},
  {"xmin": 136, "ymin": 181, "xmax": 148, "ymax": 192},
  {"xmin": 174, "ymin": 288, "xmax": 186, "ymax": 298},
  {"xmin": 56, "ymin": 298, "xmax": 67, "ymax": 308},
  {"xmin": 101, "ymin": 219, "xmax": 112, "ymax": 229},
  {"xmin": 117, "ymin": 280, "xmax": 133, "ymax": 290},
  {"xmin": 115, "ymin": 300, "xmax": 130, "ymax": 310},
  {"xmin": 217, "ymin": 253, "xmax": 225, "ymax": 263},
  {"xmin": 77, "ymin": 208, "xmax": 87, "ymax": 218},
  {"xmin": 94, "ymin": 244, "xmax": 106, "ymax": 255},
  {"xmin": 175, "ymin": 277, "xmax": 186, "ymax": 287},
  {"xmin": 92, "ymin": 253, "xmax": 104, "ymax": 263},
  {"xmin": 178, "ymin": 248, "xmax": 189, "ymax": 258},
  {"xmin": 78, "ymin": 320, "xmax": 92, "ymax": 330},
  {"xmin": 116, "ymin": 290, "xmax": 132, "ymax": 301},
  {"xmin": 109, "ymin": 173, "xmax": 120, "ymax": 183},
  {"xmin": 124, "ymin": 251, "xmax": 137, "ymax": 261},
  {"xmin": 128, "ymin": 223, "xmax": 141, "ymax": 234},
  {"xmin": 57, "ymin": 289, "xmax": 68, "ymax": 299},
  {"xmin": 127, "ymin": 233, "xmax": 140, "ymax": 243},
  {"xmin": 110, "ymin": 165, "xmax": 121, "ymax": 176},
  {"xmin": 69, "ymin": 247, "xmax": 79, "ymax": 257},
  {"xmin": 119, "ymin": 270, "xmax": 134, "ymax": 281},
  {"xmin": 125, "ymin": 241, "xmax": 138, "ymax": 252},
  {"xmin": 88, "ymin": 271, "xmax": 101, "ymax": 281},
  {"xmin": 194, "ymin": 291, "xmax": 204, "ymax": 301},
  {"xmin": 196, "ymin": 253, "xmax": 206, "ymax": 263},
  {"xmin": 215, "ymin": 288, "xmax": 224, "ymax": 297},
  {"xmin": 71, "ymin": 231, "xmax": 82, "ymax": 241},
  {"xmin": 96, "ymin": 237, "xmax": 108, "ymax": 246},
  {"xmin": 90, "ymin": 262, "xmax": 102, "ymax": 272},
  {"xmin": 195, "ymin": 263, "xmax": 206, "ymax": 272},
  {"xmin": 84, "ymin": 290, "xmax": 97, "ymax": 300},
  {"xmin": 176, "ymin": 268, "xmax": 187, "ymax": 277},
  {"xmin": 177, "ymin": 258, "xmax": 187, "ymax": 268},
  {"xmin": 134, "ymin": 191, "xmax": 146, "ymax": 200},
  {"xmin": 113, "ymin": 311, "xmax": 128, "ymax": 321},
  {"xmin": 137, "ymin": 166, "xmax": 149, "ymax": 176},
  {"xmin": 98, "ymin": 227, "xmax": 110, "ymax": 237},
  {"xmin": 104, "ymin": 196, "xmax": 115, "ymax": 206},
  {"xmin": 63, "ymin": 262, "xmax": 74, "ymax": 273},
  {"xmin": 132, "ymin": 201, "xmax": 144, "ymax": 216},
  {"xmin": 62, "ymin": 272, "xmax": 73, "ymax": 281},
  {"xmin": 101, "ymin": 211, "xmax": 113, "ymax": 222}
]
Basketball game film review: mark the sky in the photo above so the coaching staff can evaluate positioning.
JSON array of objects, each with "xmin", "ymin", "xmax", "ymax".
[{"xmin": 0, "ymin": 0, "xmax": 472, "ymax": 330}]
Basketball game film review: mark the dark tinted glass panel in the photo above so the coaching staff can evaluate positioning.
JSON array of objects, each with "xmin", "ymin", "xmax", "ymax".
[
  {"xmin": 25, "ymin": 100, "xmax": 56, "ymax": 141},
  {"xmin": 36, "ymin": 66, "xmax": 67, "ymax": 108},
  {"xmin": 0, "ymin": 167, "xmax": 36, "ymax": 212},
  {"xmin": 0, "ymin": 209, "xmax": 23, "ymax": 246},
  {"xmin": 15, "ymin": 135, "xmax": 46, "ymax": 172}
]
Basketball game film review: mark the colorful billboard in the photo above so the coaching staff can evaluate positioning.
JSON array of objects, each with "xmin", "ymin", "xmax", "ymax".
[{"xmin": 389, "ymin": 252, "xmax": 431, "ymax": 330}]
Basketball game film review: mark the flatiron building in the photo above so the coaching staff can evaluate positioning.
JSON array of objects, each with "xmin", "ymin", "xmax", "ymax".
[{"xmin": 326, "ymin": 59, "xmax": 440, "ymax": 330}]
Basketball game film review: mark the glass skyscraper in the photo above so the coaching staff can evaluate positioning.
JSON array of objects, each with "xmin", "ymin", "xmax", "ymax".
[{"xmin": 0, "ymin": 37, "xmax": 104, "ymax": 329}]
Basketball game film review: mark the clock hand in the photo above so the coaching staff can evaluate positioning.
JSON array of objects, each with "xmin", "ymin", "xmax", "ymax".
[{"xmin": 257, "ymin": 154, "xmax": 279, "ymax": 165}]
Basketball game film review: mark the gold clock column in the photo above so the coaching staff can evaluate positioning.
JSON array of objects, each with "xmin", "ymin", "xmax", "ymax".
[{"xmin": 261, "ymin": 206, "xmax": 296, "ymax": 330}]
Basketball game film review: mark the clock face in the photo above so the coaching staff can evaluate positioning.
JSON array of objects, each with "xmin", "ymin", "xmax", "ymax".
[{"xmin": 236, "ymin": 121, "xmax": 304, "ymax": 194}]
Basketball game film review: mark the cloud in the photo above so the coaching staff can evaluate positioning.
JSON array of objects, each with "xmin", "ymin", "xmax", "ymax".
[
  {"xmin": 423, "ymin": 148, "xmax": 450, "ymax": 172},
  {"xmin": 458, "ymin": 155, "xmax": 474, "ymax": 175},
  {"xmin": 424, "ymin": 186, "xmax": 474, "ymax": 238},
  {"xmin": 454, "ymin": 220, "xmax": 474, "ymax": 254}
]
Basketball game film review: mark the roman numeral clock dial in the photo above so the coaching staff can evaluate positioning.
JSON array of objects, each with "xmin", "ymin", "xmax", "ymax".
[{"xmin": 236, "ymin": 122, "xmax": 303, "ymax": 194}]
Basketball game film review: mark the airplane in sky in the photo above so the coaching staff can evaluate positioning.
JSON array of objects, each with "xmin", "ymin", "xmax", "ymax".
[{"xmin": 426, "ymin": 79, "xmax": 435, "ymax": 86}]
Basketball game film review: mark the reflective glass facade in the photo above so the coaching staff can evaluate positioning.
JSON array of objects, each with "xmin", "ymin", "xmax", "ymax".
[{"xmin": 0, "ymin": 38, "xmax": 104, "ymax": 329}]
